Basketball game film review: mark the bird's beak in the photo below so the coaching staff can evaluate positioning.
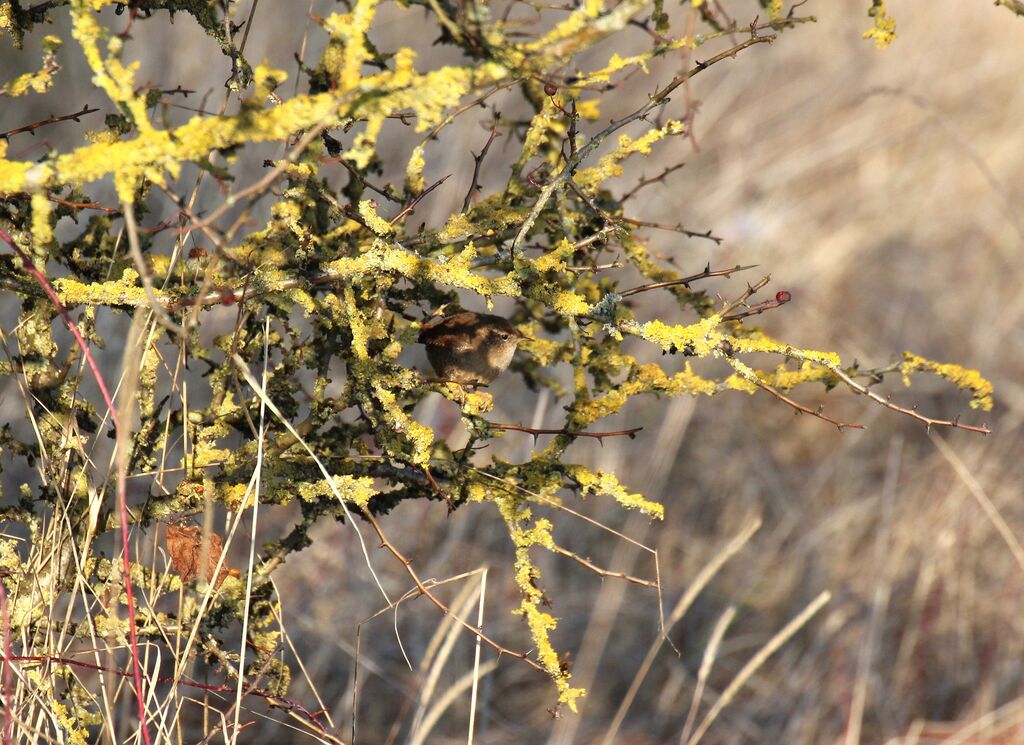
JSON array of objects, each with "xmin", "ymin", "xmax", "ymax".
[{"xmin": 515, "ymin": 327, "xmax": 530, "ymax": 342}]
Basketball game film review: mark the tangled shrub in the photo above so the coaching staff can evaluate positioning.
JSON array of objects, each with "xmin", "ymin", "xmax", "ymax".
[{"xmin": 0, "ymin": 0, "xmax": 999, "ymax": 741}]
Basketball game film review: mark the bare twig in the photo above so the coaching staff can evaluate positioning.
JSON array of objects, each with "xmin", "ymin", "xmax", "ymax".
[
  {"xmin": 421, "ymin": 465, "xmax": 453, "ymax": 509},
  {"xmin": 719, "ymin": 275, "xmax": 772, "ymax": 317},
  {"xmin": 619, "ymin": 263, "xmax": 756, "ymax": 298},
  {"xmin": 461, "ymin": 123, "xmax": 501, "ymax": 213},
  {"xmin": 360, "ymin": 509, "xmax": 546, "ymax": 674},
  {"xmin": 621, "ymin": 217, "xmax": 723, "ymax": 244},
  {"xmin": 829, "ymin": 367, "xmax": 991, "ymax": 435},
  {"xmin": 749, "ymin": 377, "xmax": 864, "ymax": 432},
  {"xmin": 47, "ymin": 196, "xmax": 119, "ymax": 213},
  {"xmin": 327, "ymin": 151, "xmax": 400, "ymax": 202},
  {"xmin": 418, "ymin": 80, "xmax": 521, "ymax": 150},
  {"xmin": 566, "ymin": 260, "xmax": 622, "ymax": 273},
  {"xmin": 0, "ymin": 105, "xmax": 99, "ymax": 140},
  {"xmin": 550, "ymin": 545, "xmax": 658, "ymax": 588},
  {"xmin": 389, "ymin": 173, "xmax": 451, "ymax": 225},
  {"xmin": 620, "ymin": 162, "xmax": 687, "ymax": 202},
  {"xmin": 487, "ymin": 422, "xmax": 642, "ymax": 441},
  {"xmin": 722, "ymin": 289, "xmax": 791, "ymax": 321}
]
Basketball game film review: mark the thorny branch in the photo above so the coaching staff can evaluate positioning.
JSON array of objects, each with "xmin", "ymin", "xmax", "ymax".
[
  {"xmin": 510, "ymin": 33, "xmax": 775, "ymax": 255},
  {"xmin": 829, "ymin": 366, "xmax": 991, "ymax": 435},
  {"xmin": 0, "ymin": 105, "xmax": 99, "ymax": 140},
  {"xmin": 619, "ymin": 263, "xmax": 756, "ymax": 298},
  {"xmin": 749, "ymin": 376, "xmax": 865, "ymax": 432},
  {"xmin": 462, "ymin": 122, "xmax": 501, "ymax": 213},
  {"xmin": 486, "ymin": 422, "xmax": 643, "ymax": 441}
]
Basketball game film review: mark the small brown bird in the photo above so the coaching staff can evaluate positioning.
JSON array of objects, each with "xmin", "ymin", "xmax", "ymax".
[{"xmin": 418, "ymin": 312, "xmax": 527, "ymax": 386}]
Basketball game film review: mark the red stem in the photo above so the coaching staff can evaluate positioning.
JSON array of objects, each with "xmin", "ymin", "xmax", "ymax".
[
  {"xmin": 0, "ymin": 583, "xmax": 11, "ymax": 745},
  {"xmin": 0, "ymin": 654, "xmax": 326, "ymax": 730},
  {"xmin": 0, "ymin": 228, "xmax": 151, "ymax": 745}
]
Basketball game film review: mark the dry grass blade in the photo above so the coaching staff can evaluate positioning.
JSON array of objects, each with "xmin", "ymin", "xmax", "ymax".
[
  {"xmin": 1, "ymin": 229, "xmax": 152, "ymax": 745},
  {"xmin": 678, "ymin": 605, "xmax": 737, "ymax": 745},
  {"xmin": 601, "ymin": 518, "xmax": 762, "ymax": 745},
  {"xmin": 929, "ymin": 433, "xmax": 1024, "ymax": 575},
  {"xmin": 410, "ymin": 581, "xmax": 482, "ymax": 736},
  {"xmin": 407, "ymin": 661, "xmax": 499, "ymax": 745},
  {"xmin": 684, "ymin": 591, "xmax": 832, "ymax": 745},
  {"xmin": 231, "ymin": 315, "xmax": 271, "ymax": 745},
  {"xmin": 467, "ymin": 569, "xmax": 488, "ymax": 745}
]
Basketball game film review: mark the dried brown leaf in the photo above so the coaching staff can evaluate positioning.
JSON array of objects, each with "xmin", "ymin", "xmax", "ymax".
[{"xmin": 166, "ymin": 524, "xmax": 241, "ymax": 588}]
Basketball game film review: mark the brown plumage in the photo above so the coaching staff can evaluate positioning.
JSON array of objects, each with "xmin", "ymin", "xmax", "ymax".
[{"xmin": 418, "ymin": 312, "xmax": 527, "ymax": 385}]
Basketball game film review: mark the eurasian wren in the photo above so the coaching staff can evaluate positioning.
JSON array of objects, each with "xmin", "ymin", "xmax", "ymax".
[{"xmin": 418, "ymin": 312, "xmax": 527, "ymax": 386}]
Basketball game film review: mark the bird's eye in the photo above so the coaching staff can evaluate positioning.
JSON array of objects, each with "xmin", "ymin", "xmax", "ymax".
[{"xmin": 498, "ymin": 331, "xmax": 510, "ymax": 340}]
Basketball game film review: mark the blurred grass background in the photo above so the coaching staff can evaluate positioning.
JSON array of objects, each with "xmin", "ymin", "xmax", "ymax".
[{"xmin": 3, "ymin": 1, "xmax": 1023, "ymax": 743}]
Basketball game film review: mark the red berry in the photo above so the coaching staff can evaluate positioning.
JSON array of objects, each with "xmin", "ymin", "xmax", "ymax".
[
  {"xmin": 776, "ymin": 290, "xmax": 791, "ymax": 303},
  {"xmin": 543, "ymin": 83, "xmax": 558, "ymax": 96}
]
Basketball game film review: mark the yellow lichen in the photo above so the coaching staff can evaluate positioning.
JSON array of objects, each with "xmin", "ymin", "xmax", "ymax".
[
  {"xmin": 405, "ymin": 143, "xmax": 427, "ymax": 194},
  {"xmin": 623, "ymin": 314, "xmax": 723, "ymax": 358},
  {"xmin": 900, "ymin": 352, "xmax": 994, "ymax": 411},
  {"xmin": 53, "ymin": 267, "xmax": 149, "ymax": 307},
  {"xmin": 574, "ymin": 120, "xmax": 684, "ymax": 192},
  {"xmin": 437, "ymin": 212, "xmax": 475, "ymax": 242},
  {"xmin": 358, "ymin": 199, "xmax": 395, "ymax": 236},
  {"xmin": 550, "ymin": 290, "xmax": 591, "ymax": 317},
  {"xmin": 1, "ymin": 35, "xmax": 61, "ymax": 95},
  {"xmin": 864, "ymin": 0, "xmax": 896, "ymax": 48},
  {"xmin": 295, "ymin": 475, "xmax": 379, "ymax": 508},
  {"xmin": 30, "ymin": 192, "xmax": 53, "ymax": 254},
  {"xmin": 569, "ymin": 465, "xmax": 664, "ymax": 519}
]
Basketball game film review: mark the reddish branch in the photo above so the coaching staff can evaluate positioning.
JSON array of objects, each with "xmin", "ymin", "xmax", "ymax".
[
  {"xmin": 719, "ymin": 275, "xmax": 772, "ymax": 317},
  {"xmin": 752, "ymin": 378, "xmax": 865, "ymax": 432},
  {"xmin": 828, "ymin": 367, "xmax": 991, "ymax": 435},
  {"xmin": 0, "ymin": 105, "xmax": 99, "ymax": 140},
  {"xmin": 620, "ymin": 161, "xmax": 686, "ymax": 202},
  {"xmin": 620, "ymin": 216, "xmax": 723, "ymax": 244},
  {"xmin": 619, "ymin": 263, "xmax": 756, "ymax": 298},
  {"xmin": 0, "ymin": 654, "xmax": 328, "ymax": 732},
  {"xmin": 488, "ymin": 422, "xmax": 643, "ymax": 441},
  {"xmin": 723, "ymin": 289, "xmax": 791, "ymax": 321},
  {"xmin": 0, "ymin": 228, "xmax": 151, "ymax": 745},
  {"xmin": 47, "ymin": 196, "xmax": 119, "ymax": 214},
  {"xmin": 389, "ymin": 173, "xmax": 451, "ymax": 225},
  {"xmin": 137, "ymin": 211, "xmax": 184, "ymax": 235},
  {"xmin": 421, "ymin": 465, "xmax": 453, "ymax": 509},
  {"xmin": 0, "ymin": 583, "xmax": 11, "ymax": 745}
]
